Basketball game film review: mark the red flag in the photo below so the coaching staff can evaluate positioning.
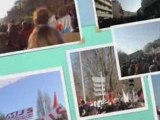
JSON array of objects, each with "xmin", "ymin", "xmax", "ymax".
[{"xmin": 53, "ymin": 92, "xmax": 59, "ymax": 109}]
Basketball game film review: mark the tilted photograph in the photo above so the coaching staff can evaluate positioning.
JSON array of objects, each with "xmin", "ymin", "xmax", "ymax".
[
  {"xmin": 150, "ymin": 75, "xmax": 160, "ymax": 120},
  {"xmin": 93, "ymin": 0, "xmax": 160, "ymax": 29},
  {"xmin": 0, "ymin": 0, "xmax": 81, "ymax": 56},
  {"xmin": 112, "ymin": 20, "xmax": 160, "ymax": 79},
  {"xmin": 68, "ymin": 46, "xmax": 147, "ymax": 120},
  {"xmin": 0, "ymin": 68, "xmax": 70, "ymax": 120}
]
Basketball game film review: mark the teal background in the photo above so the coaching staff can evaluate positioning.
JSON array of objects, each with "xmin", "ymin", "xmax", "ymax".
[{"xmin": 0, "ymin": 0, "xmax": 155, "ymax": 120}]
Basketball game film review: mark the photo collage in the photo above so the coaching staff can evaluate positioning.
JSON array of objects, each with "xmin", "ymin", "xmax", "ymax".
[{"xmin": 0, "ymin": 0, "xmax": 160, "ymax": 120}]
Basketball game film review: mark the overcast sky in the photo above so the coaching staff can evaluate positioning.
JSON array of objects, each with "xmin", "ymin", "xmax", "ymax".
[
  {"xmin": 117, "ymin": 0, "xmax": 142, "ymax": 12},
  {"xmin": 0, "ymin": 0, "xmax": 17, "ymax": 18}
]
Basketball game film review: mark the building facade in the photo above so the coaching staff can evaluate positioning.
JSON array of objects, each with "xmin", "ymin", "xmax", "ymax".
[
  {"xmin": 95, "ymin": 0, "xmax": 113, "ymax": 19},
  {"xmin": 112, "ymin": 0, "xmax": 123, "ymax": 18}
]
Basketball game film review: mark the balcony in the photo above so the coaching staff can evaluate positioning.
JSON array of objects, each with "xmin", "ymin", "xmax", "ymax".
[
  {"xmin": 97, "ymin": 11, "xmax": 113, "ymax": 18},
  {"xmin": 96, "ymin": 3, "xmax": 112, "ymax": 12},
  {"xmin": 95, "ymin": 0, "xmax": 112, "ymax": 7}
]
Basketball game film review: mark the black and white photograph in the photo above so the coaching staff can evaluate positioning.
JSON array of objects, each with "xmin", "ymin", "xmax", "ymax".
[{"xmin": 149, "ymin": 75, "xmax": 160, "ymax": 120}]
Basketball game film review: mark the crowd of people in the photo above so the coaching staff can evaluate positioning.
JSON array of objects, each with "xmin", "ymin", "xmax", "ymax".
[
  {"xmin": 121, "ymin": 53, "xmax": 160, "ymax": 77},
  {"xmin": 78, "ymin": 90, "xmax": 144, "ymax": 117},
  {"xmin": 0, "ymin": 6, "xmax": 78, "ymax": 54}
]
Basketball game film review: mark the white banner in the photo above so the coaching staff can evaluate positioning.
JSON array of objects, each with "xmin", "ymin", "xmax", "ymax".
[
  {"xmin": 57, "ymin": 14, "xmax": 73, "ymax": 33},
  {"xmin": 6, "ymin": 107, "xmax": 33, "ymax": 120},
  {"xmin": 49, "ymin": 14, "xmax": 73, "ymax": 33}
]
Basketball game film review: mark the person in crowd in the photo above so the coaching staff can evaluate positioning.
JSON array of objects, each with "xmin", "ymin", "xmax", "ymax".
[
  {"xmin": 121, "ymin": 63, "xmax": 129, "ymax": 77},
  {"xmin": 7, "ymin": 23, "xmax": 20, "ymax": 51},
  {"xmin": 135, "ymin": 59, "xmax": 144, "ymax": 74},
  {"xmin": 79, "ymin": 100, "xmax": 88, "ymax": 117},
  {"xmin": 149, "ymin": 62, "xmax": 158, "ymax": 72},
  {"xmin": 128, "ymin": 60, "xmax": 136, "ymax": 75},
  {"xmin": 19, "ymin": 21, "xmax": 33, "ymax": 50},
  {"xmin": 28, "ymin": 24, "xmax": 63, "ymax": 49},
  {"xmin": 33, "ymin": 7, "xmax": 50, "ymax": 26},
  {"xmin": 28, "ymin": 7, "xmax": 63, "ymax": 49}
]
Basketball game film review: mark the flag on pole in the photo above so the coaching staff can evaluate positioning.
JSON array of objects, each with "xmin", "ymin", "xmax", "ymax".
[
  {"xmin": 53, "ymin": 92, "xmax": 59, "ymax": 109},
  {"xmin": 122, "ymin": 89, "xmax": 129, "ymax": 103}
]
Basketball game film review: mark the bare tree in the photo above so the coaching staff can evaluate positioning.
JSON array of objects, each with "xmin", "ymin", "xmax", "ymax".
[
  {"xmin": 0, "ymin": 113, "xmax": 5, "ymax": 120},
  {"xmin": 36, "ymin": 90, "xmax": 52, "ymax": 118}
]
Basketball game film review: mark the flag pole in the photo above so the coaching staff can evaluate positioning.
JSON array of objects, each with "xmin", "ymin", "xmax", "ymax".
[{"xmin": 79, "ymin": 52, "xmax": 86, "ymax": 102}]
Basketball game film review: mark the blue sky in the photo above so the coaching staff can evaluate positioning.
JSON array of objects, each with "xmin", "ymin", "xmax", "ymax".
[
  {"xmin": 113, "ymin": 21, "xmax": 160, "ymax": 54},
  {"xmin": 0, "ymin": 70, "xmax": 66, "ymax": 119},
  {"xmin": 0, "ymin": 0, "xmax": 16, "ymax": 18},
  {"xmin": 117, "ymin": 0, "xmax": 142, "ymax": 12},
  {"xmin": 152, "ymin": 75, "xmax": 160, "ymax": 109}
]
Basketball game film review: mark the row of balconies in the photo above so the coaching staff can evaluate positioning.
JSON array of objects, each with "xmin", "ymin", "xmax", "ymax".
[
  {"xmin": 96, "ymin": 10, "xmax": 113, "ymax": 18},
  {"xmin": 96, "ymin": 2, "xmax": 113, "ymax": 12},
  {"xmin": 95, "ymin": 0, "xmax": 112, "ymax": 8}
]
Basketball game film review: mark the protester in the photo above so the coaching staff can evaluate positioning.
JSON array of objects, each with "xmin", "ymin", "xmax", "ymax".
[
  {"xmin": 28, "ymin": 24, "xmax": 64, "ymax": 49},
  {"xmin": 19, "ymin": 21, "xmax": 33, "ymax": 50},
  {"xmin": 121, "ymin": 53, "xmax": 160, "ymax": 77},
  {"xmin": 78, "ymin": 89, "xmax": 145, "ymax": 117},
  {"xmin": 7, "ymin": 23, "xmax": 20, "ymax": 51},
  {"xmin": 28, "ymin": 7, "xmax": 64, "ymax": 49}
]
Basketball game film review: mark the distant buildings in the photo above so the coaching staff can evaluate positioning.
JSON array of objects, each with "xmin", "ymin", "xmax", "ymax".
[{"xmin": 95, "ymin": 0, "xmax": 113, "ymax": 19}]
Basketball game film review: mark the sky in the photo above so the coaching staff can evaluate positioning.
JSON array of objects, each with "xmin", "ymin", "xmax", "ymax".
[
  {"xmin": 0, "ymin": 0, "xmax": 17, "ymax": 18},
  {"xmin": 113, "ymin": 21, "xmax": 160, "ymax": 54},
  {"xmin": 152, "ymin": 75, "xmax": 160, "ymax": 109},
  {"xmin": 0, "ymin": 70, "xmax": 66, "ymax": 119},
  {"xmin": 117, "ymin": 0, "xmax": 142, "ymax": 12}
]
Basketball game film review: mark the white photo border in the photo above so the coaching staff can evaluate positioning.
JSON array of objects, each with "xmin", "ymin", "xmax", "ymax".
[
  {"xmin": 67, "ymin": 44, "xmax": 148, "ymax": 120},
  {"xmin": 0, "ymin": 67, "xmax": 71, "ymax": 120},
  {"xmin": 111, "ymin": 18, "xmax": 160, "ymax": 80},
  {"xmin": 148, "ymin": 75, "xmax": 159, "ymax": 120},
  {"xmin": 0, "ymin": 0, "xmax": 83, "ymax": 57},
  {"xmin": 92, "ymin": 0, "xmax": 111, "ymax": 32}
]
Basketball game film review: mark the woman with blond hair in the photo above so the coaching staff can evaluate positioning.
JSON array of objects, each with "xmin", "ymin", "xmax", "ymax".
[{"xmin": 28, "ymin": 7, "xmax": 63, "ymax": 49}]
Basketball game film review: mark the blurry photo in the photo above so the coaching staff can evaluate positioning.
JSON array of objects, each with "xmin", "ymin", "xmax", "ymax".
[
  {"xmin": 150, "ymin": 75, "xmax": 160, "ymax": 120},
  {"xmin": 0, "ymin": 68, "xmax": 70, "ymax": 120},
  {"xmin": 93, "ymin": 0, "xmax": 160, "ymax": 29},
  {"xmin": 0, "ymin": 0, "xmax": 81, "ymax": 56},
  {"xmin": 68, "ymin": 46, "xmax": 147, "ymax": 120},
  {"xmin": 112, "ymin": 20, "xmax": 160, "ymax": 79}
]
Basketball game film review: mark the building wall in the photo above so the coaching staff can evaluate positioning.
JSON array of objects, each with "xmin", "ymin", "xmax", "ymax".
[
  {"xmin": 112, "ymin": 0, "xmax": 123, "ymax": 18},
  {"xmin": 95, "ymin": 0, "xmax": 113, "ymax": 19}
]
